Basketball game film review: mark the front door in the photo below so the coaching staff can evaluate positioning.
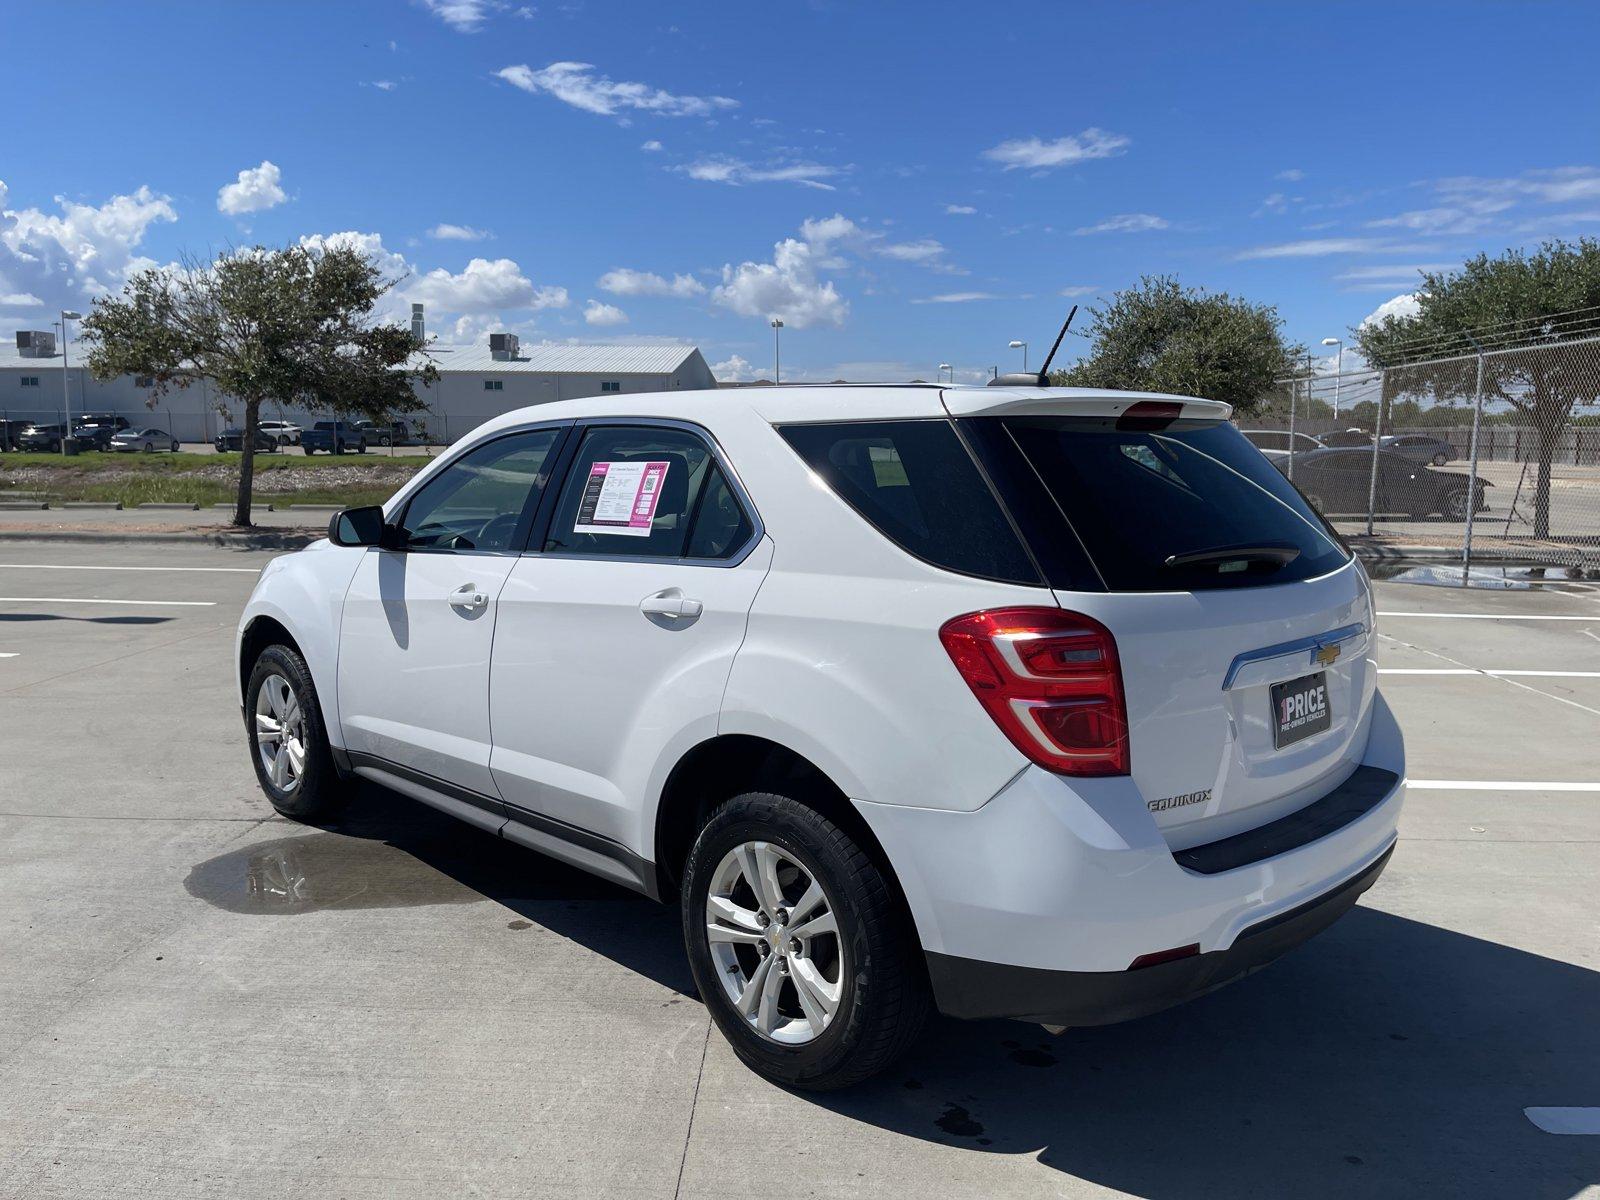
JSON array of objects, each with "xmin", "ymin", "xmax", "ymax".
[
  {"xmin": 488, "ymin": 422, "xmax": 771, "ymax": 850},
  {"xmin": 336, "ymin": 426, "xmax": 565, "ymax": 798}
]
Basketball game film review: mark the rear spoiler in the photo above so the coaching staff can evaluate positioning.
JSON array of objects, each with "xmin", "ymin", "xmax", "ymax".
[{"xmin": 941, "ymin": 387, "xmax": 1232, "ymax": 423}]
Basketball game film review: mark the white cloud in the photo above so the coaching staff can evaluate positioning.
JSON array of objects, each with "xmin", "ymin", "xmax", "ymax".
[
  {"xmin": 409, "ymin": 257, "xmax": 568, "ymax": 313},
  {"xmin": 1367, "ymin": 207, "xmax": 1496, "ymax": 236},
  {"xmin": 712, "ymin": 237, "xmax": 846, "ymax": 329},
  {"xmin": 583, "ymin": 299, "xmax": 628, "ymax": 326},
  {"xmin": 982, "ymin": 129, "xmax": 1129, "ymax": 171},
  {"xmin": 419, "ymin": 0, "xmax": 504, "ymax": 32},
  {"xmin": 217, "ymin": 160, "xmax": 287, "ymax": 216},
  {"xmin": 0, "ymin": 291, "xmax": 43, "ymax": 308},
  {"xmin": 1254, "ymin": 192, "xmax": 1290, "ymax": 216},
  {"xmin": 795, "ymin": 213, "xmax": 957, "ymax": 271},
  {"xmin": 427, "ymin": 223, "xmax": 491, "ymax": 241},
  {"xmin": 1, "ymin": 180, "xmax": 177, "ymax": 310},
  {"xmin": 944, "ymin": 204, "xmax": 977, "ymax": 215},
  {"xmin": 1235, "ymin": 237, "xmax": 1427, "ymax": 260},
  {"xmin": 1334, "ymin": 263, "xmax": 1453, "ymax": 290},
  {"xmin": 640, "ymin": 139, "xmax": 663, "ymax": 152},
  {"xmin": 1360, "ymin": 292, "xmax": 1422, "ymax": 328},
  {"xmin": 597, "ymin": 268, "xmax": 706, "ymax": 298},
  {"xmin": 680, "ymin": 156, "xmax": 841, "ymax": 190},
  {"xmin": 1073, "ymin": 213, "xmax": 1169, "ymax": 236},
  {"xmin": 1276, "ymin": 168, "xmax": 1306, "ymax": 182},
  {"xmin": 496, "ymin": 62, "xmax": 737, "ymax": 119},
  {"xmin": 1436, "ymin": 166, "xmax": 1600, "ymax": 208},
  {"xmin": 712, "ymin": 353, "xmax": 756, "ymax": 381},
  {"xmin": 298, "ymin": 230, "xmax": 409, "ymax": 281},
  {"xmin": 874, "ymin": 237, "xmax": 946, "ymax": 263},
  {"xmin": 1059, "ymin": 285, "xmax": 1098, "ymax": 297},
  {"xmin": 911, "ymin": 292, "xmax": 1003, "ymax": 304}
]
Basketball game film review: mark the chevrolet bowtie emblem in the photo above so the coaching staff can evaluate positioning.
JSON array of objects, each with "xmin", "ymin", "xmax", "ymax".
[{"xmin": 1314, "ymin": 643, "xmax": 1341, "ymax": 667}]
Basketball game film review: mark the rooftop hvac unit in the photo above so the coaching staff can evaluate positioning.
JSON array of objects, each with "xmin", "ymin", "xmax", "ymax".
[
  {"xmin": 489, "ymin": 332, "xmax": 520, "ymax": 361},
  {"xmin": 15, "ymin": 330, "xmax": 57, "ymax": 358}
]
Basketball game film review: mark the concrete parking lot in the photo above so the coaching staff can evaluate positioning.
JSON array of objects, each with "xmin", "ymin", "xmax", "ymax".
[{"xmin": 1, "ymin": 541, "xmax": 1597, "ymax": 1199}]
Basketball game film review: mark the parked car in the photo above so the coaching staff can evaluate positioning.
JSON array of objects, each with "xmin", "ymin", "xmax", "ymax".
[
  {"xmin": 238, "ymin": 382, "xmax": 1406, "ymax": 1090},
  {"xmin": 17, "ymin": 423, "xmax": 67, "ymax": 452},
  {"xmin": 214, "ymin": 427, "xmax": 280, "ymax": 453},
  {"xmin": 1317, "ymin": 428, "xmax": 1373, "ymax": 448},
  {"xmin": 68, "ymin": 422, "xmax": 120, "ymax": 451},
  {"xmin": 1278, "ymin": 447, "xmax": 1490, "ymax": 519},
  {"xmin": 300, "ymin": 421, "xmax": 368, "ymax": 455},
  {"xmin": 76, "ymin": 412, "xmax": 131, "ymax": 433},
  {"xmin": 1378, "ymin": 433, "xmax": 1456, "ymax": 466},
  {"xmin": 260, "ymin": 420, "xmax": 303, "ymax": 447},
  {"xmin": 353, "ymin": 419, "xmax": 410, "ymax": 447},
  {"xmin": 0, "ymin": 419, "xmax": 27, "ymax": 451},
  {"xmin": 112, "ymin": 426, "xmax": 182, "ymax": 453},
  {"xmin": 1240, "ymin": 429, "xmax": 1323, "ymax": 459}
]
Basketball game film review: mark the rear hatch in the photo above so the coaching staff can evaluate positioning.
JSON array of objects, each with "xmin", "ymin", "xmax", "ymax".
[{"xmin": 948, "ymin": 389, "xmax": 1376, "ymax": 850}]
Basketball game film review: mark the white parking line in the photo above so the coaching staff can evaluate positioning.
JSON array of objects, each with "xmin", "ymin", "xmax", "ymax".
[
  {"xmin": 1377, "ymin": 611, "xmax": 1598, "ymax": 621},
  {"xmin": 0, "ymin": 652, "xmax": 17, "ymax": 658},
  {"xmin": 1408, "ymin": 780, "xmax": 1600, "ymax": 792},
  {"xmin": 1525, "ymin": 1107, "xmax": 1600, "ymax": 1135},
  {"xmin": 1379, "ymin": 668, "xmax": 1600, "ymax": 678},
  {"xmin": 0, "ymin": 597, "xmax": 217, "ymax": 607},
  {"xmin": 0, "ymin": 564, "xmax": 259, "ymax": 574}
]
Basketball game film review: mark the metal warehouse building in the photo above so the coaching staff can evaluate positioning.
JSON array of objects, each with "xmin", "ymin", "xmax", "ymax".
[{"xmin": 0, "ymin": 320, "xmax": 717, "ymax": 445}]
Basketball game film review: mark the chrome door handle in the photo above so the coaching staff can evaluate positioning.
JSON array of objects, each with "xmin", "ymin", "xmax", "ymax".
[
  {"xmin": 640, "ymin": 590, "xmax": 702, "ymax": 620},
  {"xmin": 449, "ymin": 583, "xmax": 488, "ymax": 611}
]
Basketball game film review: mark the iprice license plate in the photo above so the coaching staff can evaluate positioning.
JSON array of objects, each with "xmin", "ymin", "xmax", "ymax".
[{"xmin": 1271, "ymin": 671, "xmax": 1331, "ymax": 749}]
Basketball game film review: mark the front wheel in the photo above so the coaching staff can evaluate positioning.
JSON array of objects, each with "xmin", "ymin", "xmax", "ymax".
[
  {"xmin": 682, "ymin": 792, "xmax": 929, "ymax": 1091},
  {"xmin": 142, "ymin": 441, "xmax": 154, "ymax": 453},
  {"xmin": 244, "ymin": 644, "xmax": 347, "ymax": 822},
  {"xmin": 170, "ymin": 441, "xmax": 180, "ymax": 452},
  {"xmin": 1432, "ymin": 452, "xmax": 1449, "ymax": 466},
  {"xmin": 1441, "ymin": 487, "xmax": 1470, "ymax": 520}
]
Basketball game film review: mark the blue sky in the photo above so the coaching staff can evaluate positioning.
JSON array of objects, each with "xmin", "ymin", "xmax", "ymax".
[{"xmin": 3, "ymin": 0, "xmax": 1599, "ymax": 382}]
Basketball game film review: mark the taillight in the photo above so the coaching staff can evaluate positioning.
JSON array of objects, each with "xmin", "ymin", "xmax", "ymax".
[{"xmin": 939, "ymin": 607, "xmax": 1130, "ymax": 777}]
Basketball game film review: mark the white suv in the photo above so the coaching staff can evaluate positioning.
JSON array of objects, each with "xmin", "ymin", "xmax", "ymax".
[{"xmin": 237, "ymin": 383, "xmax": 1405, "ymax": 1090}]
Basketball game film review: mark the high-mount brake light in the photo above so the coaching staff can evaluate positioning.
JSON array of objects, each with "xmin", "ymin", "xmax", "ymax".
[
  {"xmin": 938, "ymin": 607, "xmax": 1130, "ymax": 777},
  {"xmin": 1116, "ymin": 401, "xmax": 1184, "ymax": 431}
]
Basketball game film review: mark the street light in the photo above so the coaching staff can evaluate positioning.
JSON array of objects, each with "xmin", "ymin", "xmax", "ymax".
[
  {"xmin": 59, "ymin": 309, "xmax": 82, "ymax": 457},
  {"xmin": 770, "ymin": 318, "xmax": 784, "ymax": 384},
  {"xmin": 938, "ymin": 362, "xmax": 953, "ymax": 385},
  {"xmin": 1007, "ymin": 339, "xmax": 1028, "ymax": 371},
  {"xmin": 1321, "ymin": 336, "xmax": 1344, "ymax": 421}
]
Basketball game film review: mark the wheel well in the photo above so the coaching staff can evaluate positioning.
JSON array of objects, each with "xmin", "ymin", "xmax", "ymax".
[
  {"xmin": 238, "ymin": 616, "xmax": 299, "ymax": 698},
  {"xmin": 653, "ymin": 736, "xmax": 910, "ymax": 915}
]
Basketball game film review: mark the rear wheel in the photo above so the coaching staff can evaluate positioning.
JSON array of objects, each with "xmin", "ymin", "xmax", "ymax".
[
  {"xmin": 1441, "ymin": 486, "xmax": 1470, "ymax": 520},
  {"xmin": 142, "ymin": 441, "xmax": 154, "ymax": 453},
  {"xmin": 682, "ymin": 791, "xmax": 929, "ymax": 1091},
  {"xmin": 170, "ymin": 441, "xmax": 180, "ymax": 452},
  {"xmin": 1432, "ymin": 452, "xmax": 1449, "ymax": 466},
  {"xmin": 245, "ymin": 644, "xmax": 347, "ymax": 822}
]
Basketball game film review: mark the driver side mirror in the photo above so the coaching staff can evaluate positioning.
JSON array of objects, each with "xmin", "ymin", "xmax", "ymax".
[{"xmin": 329, "ymin": 505, "xmax": 396, "ymax": 548}]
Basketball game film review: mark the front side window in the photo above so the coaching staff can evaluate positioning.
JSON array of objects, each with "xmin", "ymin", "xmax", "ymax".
[
  {"xmin": 544, "ymin": 425, "xmax": 750, "ymax": 560},
  {"xmin": 399, "ymin": 428, "xmax": 561, "ymax": 553}
]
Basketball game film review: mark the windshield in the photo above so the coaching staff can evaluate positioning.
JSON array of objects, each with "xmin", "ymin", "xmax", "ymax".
[{"xmin": 991, "ymin": 416, "xmax": 1350, "ymax": 591}]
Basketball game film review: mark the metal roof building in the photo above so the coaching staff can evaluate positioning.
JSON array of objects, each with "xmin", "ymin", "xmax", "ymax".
[{"xmin": 1, "ymin": 315, "xmax": 717, "ymax": 445}]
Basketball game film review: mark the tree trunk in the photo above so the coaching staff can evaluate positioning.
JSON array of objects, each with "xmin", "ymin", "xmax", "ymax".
[{"xmin": 234, "ymin": 397, "xmax": 259, "ymax": 528}]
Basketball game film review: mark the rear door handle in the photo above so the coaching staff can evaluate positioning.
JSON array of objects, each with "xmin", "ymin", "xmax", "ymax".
[
  {"xmin": 449, "ymin": 583, "xmax": 489, "ymax": 611},
  {"xmin": 640, "ymin": 589, "xmax": 703, "ymax": 620}
]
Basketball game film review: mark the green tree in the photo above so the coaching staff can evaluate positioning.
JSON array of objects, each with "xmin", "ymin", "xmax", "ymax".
[
  {"xmin": 1054, "ymin": 276, "xmax": 1302, "ymax": 416},
  {"xmin": 80, "ymin": 244, "xmax": 437, "ymax": 526},
  {"xmin": 1354, "ymin": 239, "xmax": 1600, "ymax": 538}
]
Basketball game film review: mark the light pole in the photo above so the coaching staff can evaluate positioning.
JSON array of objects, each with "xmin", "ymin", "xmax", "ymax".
[
  {"xmin": 1321, "ymin": 336, "xmax": 1344, "ymax": 422},
  {"xmin": 770, "ymin": 318, "xmax": 784, "ymax": 383},
  {"xmin": 938, "ymin": 362, "xmax": 953, "ymax": 385},
  {"xmin": 59, "ymin": 309, "xmax": 82, "ymax": 456},
  {"xmin": 1007, "ymin": 339, "xmax": 1028, "ymax": 371}
]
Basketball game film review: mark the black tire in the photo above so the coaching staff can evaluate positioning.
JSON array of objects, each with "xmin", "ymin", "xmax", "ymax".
[
  {"xmin": 357, "ymin": 440, "xmax": 368, "ymax": 454},
  {"xmin": 681, "ymin": 791, "xmax": 929, "ymax": 1091},
  {"xmin": 1440, "ymin": 486, "xmax": 1470, "ymax": 521},
  {"xmin": 142, "ymin": 441, "xmax": 154, "ymax": 453},
  {"xmin": 243, "ymin": 644, "xmax": 347, "ymax": 822},
  {"xmin": 170, "ymin": 441, "xmax": 180, "ymax": 453},
  {"xmin": 1432, "ymin": 452, "xmax": 1449, "ymax": 467}
]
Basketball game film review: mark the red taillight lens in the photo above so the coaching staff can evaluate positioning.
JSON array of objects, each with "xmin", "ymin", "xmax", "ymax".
[{"xmin": 938, "ymin": 607, "xmax": 1130, "ymax": 777}]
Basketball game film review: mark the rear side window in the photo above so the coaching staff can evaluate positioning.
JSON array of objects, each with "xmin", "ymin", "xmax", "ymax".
[
  {"xmin": 993, "ymin": 416, "xmax": 1350, "ymax": 591},
  {"xmin": 777, "ymin": 420, "xmax": 1039, "ymax": 585}
]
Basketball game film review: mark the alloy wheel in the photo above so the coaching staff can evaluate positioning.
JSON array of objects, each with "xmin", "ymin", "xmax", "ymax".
[
  {"xmin": 254, "ymin": 673, "xmax": 306, "ymax": 794},
  {"xmin": 705, "ymin": 840, "xmax": 844, "ymax": 1045}
]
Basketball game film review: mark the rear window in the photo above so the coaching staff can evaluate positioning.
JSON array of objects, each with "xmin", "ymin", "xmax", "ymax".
[
  {"xmin": 991, "ymin": 416, "xmax": 1350, "ymax": 591},
  {"xmin": 777, "ymin": 420, "xmax": 1040, "ymax": 585}
]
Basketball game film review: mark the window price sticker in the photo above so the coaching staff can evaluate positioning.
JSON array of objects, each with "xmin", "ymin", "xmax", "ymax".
[{"xmin": 573, "ymin": 460, "xmax": 670, "ymax": 537}]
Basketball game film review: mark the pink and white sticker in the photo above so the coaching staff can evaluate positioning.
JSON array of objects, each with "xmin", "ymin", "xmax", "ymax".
[{"xmin": 573, "ymin": 460, "xmax": 671, "ymax": 537}]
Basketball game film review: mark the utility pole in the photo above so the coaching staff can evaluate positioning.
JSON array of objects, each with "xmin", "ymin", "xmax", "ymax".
[
  {"xmin": 58, "ymin": 309, "xmax": 82, "ymax": 456},
  {"xmin": 771, "ymin": 319, "xmax": 784, "ymax": 384}
]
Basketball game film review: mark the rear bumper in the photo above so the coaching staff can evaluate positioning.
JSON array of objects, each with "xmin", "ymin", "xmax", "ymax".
[{"xmin": 927, "ymin": 842, "xmax": 1392, "ymax": 1024}]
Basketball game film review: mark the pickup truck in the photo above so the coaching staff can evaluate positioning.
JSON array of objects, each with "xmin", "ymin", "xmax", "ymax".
[{"xmin": 300, "ymin": 421, "xmax": 368, "ymax": 455}]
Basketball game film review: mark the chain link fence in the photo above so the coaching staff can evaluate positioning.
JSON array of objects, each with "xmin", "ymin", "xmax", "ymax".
[{"xmin": 1250, "ymin": 335, "xmax": 1600, "ymax": 573}]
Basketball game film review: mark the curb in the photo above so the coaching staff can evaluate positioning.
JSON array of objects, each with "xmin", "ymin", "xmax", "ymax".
[{"xmin": 0, "ymin": 528, "xmax": 320, "ymax": 550}]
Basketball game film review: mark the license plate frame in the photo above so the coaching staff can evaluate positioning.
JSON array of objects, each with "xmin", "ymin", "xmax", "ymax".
[{"xmin": 1271, "ymin": 671, "xmax": 1331, "ymax": 749}]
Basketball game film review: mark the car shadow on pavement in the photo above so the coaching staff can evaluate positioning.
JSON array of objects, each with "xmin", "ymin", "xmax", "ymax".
[{"xmin": 820, "ymin": 907, "xmax": 1600, "ymax": 1199}]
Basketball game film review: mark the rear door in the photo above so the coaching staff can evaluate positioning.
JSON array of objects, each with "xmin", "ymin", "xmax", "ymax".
[
  {"xmin": 488, "ymin": 421, "xmax": 771, "ymax": 848},
  {"xmin": 961, "ymin": 406, "xmax": 1376, "ymax": 848},
  {"xmin": 335, "ymin": 425, "xmax": 565, "ymax": 798}
]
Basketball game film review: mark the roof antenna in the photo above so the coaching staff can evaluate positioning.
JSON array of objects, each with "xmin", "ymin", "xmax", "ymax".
[{"xmin": 988, "ymin": 304, "xmax": 1077, "ymax": 386}]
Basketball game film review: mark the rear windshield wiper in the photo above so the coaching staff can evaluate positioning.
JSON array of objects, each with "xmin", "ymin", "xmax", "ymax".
[{"xmin": 1163, "ymin": 543, "xmax": 1301, "ymax": 570}]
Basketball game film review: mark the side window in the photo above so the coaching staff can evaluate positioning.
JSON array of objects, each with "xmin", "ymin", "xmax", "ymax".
[
  {"xmin": 544, "ymin": 425, "xmax": 747, "ymax": 560},
  {"xmin": 399, "ymin": 428, "xmax": 561, "ymax": 553}
]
